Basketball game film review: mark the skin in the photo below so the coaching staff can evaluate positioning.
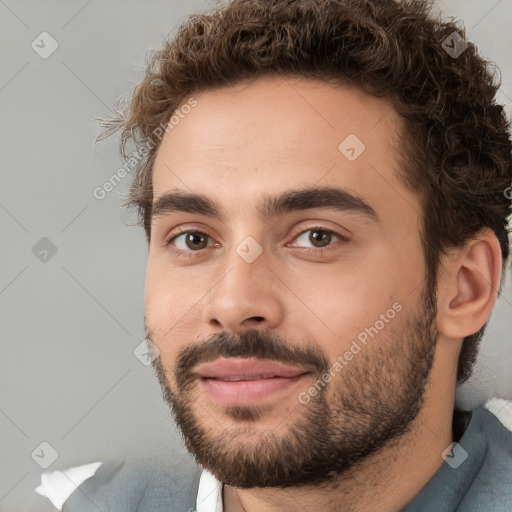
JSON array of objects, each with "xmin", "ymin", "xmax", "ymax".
[{"xmin": 144, "ymin": 76, "xmax": 502, "ymax": 512}]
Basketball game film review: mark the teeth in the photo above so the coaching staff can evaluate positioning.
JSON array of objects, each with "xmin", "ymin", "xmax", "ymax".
[{"xmin": 217, "ymin": 374, "xmax": 277, "ymax": 382}]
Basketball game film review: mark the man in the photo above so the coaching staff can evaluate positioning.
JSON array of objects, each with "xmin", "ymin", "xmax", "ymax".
[{"xmin": 35, "ymin": 0, "xmax": 512, "ymax": 510}]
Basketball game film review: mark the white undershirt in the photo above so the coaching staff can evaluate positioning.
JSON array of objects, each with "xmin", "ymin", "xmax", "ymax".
[{"xmin": 196, "ymin": 468, "xmax": 224, "ymax": 512}]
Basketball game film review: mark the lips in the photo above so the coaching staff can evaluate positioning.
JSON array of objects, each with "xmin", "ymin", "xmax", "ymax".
[
  {"xmin": 195, "ymin": 357, "xmax": 309, "ymax": 380},
  {"xmin": 195, "ymin": 358, "xmax": 311, "ymax": 405},
  {"xmin": 213, "ymin": 375, "xmax": 282, "ymax": 381}
]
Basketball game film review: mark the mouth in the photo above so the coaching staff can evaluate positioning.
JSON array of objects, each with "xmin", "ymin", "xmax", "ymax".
[
  {"xmin": 195, "ymin": 358, "xmax": 311, "ymax": 405},
  {"xmin": 195, "ymin": 357, "xmax": 309, "ymax": 379},
  {"xmin": 199, "ymin": 374, "xmax": 310, "ymax": 405},
  {"xmin": 204, "ymin": 373, "xmax": 303, "ymax": 381}
]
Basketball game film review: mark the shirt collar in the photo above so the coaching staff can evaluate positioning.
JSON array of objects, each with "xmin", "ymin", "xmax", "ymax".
[{"xmin": 196, "ymin": 468, "xmax": 224, "ymax": 512}]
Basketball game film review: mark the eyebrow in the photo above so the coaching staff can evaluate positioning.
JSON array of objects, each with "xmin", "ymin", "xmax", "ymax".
[{"xmin": 151, "ymin": 186, "xmax": 379, "ymax": 223}]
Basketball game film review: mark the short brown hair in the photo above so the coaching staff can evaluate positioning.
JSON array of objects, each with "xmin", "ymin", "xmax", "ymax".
[{"xmin": 97, "ymin": 0, "xmax": 512, "ymax": 385}]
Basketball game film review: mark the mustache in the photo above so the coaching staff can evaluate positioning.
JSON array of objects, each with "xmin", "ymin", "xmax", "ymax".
[{"xmin": 147, "ymin": 328, "xmax": 330, "ymax": 391}]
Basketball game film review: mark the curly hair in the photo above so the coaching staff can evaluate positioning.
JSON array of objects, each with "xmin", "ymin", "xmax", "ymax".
[{"xmin": 96, "ymin": 0, "xmax": 512, "ymax": 385}]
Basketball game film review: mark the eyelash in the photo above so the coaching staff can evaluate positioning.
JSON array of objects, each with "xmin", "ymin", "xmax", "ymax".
[{"xmin": 164, "ymin": 227, "xmax": 346, "ymax": 259}]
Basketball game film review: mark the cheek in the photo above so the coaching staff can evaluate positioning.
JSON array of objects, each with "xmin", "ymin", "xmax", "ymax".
[
  {"xmin": 283, "ymin": 250, "xmax": 415, "ymax": 353},
  {"xmin": 145, "ymin": 250, "xmax": 201, "ymax": 318},
  {"xmin": 286, "ymin": 271, "xmax": 377, "ymax": 355},
  {"xmin": 144, "ymin": 259, "xmax": 199, "ymax": 360}
]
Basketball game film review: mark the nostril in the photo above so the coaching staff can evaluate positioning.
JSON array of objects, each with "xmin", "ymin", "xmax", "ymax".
[{"xmin": 251, "ymin": 316, "xmax": 265, "ymax": 323}]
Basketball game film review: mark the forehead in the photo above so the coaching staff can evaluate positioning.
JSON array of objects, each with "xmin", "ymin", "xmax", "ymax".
[{"xmin": 152, "ymin": 76, "xmax": 413, "ymax": 219}]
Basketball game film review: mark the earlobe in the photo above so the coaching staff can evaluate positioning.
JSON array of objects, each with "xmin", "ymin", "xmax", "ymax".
[{"xmin": 438, "ymin": 229, "xmax": 502, "ymax": 339}]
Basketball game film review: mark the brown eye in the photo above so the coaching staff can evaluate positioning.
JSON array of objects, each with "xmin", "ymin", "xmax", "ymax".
[
  {"xmin": 293, "ymin": 228, "xmax": 340, "ymax": 249},
  {"xmin": 309, "ymin": 230, "xmax": 333, "ymax": 247},
  {"xmin": 169, "ymin": 231, "xmax": 212, "ymax": 251},
  {"xmin": 185, "ymin": 232, "xmax": 208, "ymax": 250}
]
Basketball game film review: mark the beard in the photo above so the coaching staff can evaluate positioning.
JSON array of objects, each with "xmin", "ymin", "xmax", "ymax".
[{"xmin": 149, "ymin": 281, "xmax": 438, "ymax": 489}]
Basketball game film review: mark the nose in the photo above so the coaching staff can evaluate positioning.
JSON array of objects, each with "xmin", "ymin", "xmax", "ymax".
[{"xmin": 201, "ymin": 243, "xmax": 284, "ymax": 333}]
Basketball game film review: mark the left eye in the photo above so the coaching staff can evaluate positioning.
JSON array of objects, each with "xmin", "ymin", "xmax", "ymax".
[
  {"xmin": 292, "ymin": 229, "xmax": 341, "ymax": 248},
  {"xmin": 170, "ymin": 231, "xmax": 214, "ymax": 251}
]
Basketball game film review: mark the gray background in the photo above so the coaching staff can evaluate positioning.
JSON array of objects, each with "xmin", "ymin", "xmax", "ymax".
[{"xmin": 1, "ymin": 0, "xmax": 511, "ymax": 509}]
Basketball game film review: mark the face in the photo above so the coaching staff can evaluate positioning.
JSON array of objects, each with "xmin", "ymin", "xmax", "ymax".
[{"xmin": 145, "ymin": 76, "xmax": 438, "ymax": 488}]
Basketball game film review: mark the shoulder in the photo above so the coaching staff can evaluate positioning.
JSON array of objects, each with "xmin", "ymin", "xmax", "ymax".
[
  {"xmin": 458, "ymin": 399, "xmax": 512, "ymax": 510},
  {"xmin": 478, "ymin": 398, "xmax": 512, "ymax": 471},
  {"xmin": 403, "ymin": 399, "xmax": 512, "ymax": 512},
  {"xmin": 35, "ymin": 455, "xmax": 202, "ymax": 512}
]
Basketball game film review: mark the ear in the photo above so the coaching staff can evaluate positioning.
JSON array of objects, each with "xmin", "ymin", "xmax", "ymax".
[{"xmin": 437, "ymin": 228, "xmax": 503, "ymax": 339}]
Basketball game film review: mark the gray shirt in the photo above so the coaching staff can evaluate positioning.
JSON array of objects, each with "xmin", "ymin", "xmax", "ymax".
[
  {"xmin": 32, "ymin": 402, "xmax": 512, "ymax": 511},
  {"xmin": 403, "ymin": 404, "xmax": 512, "ymax": 511}
]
